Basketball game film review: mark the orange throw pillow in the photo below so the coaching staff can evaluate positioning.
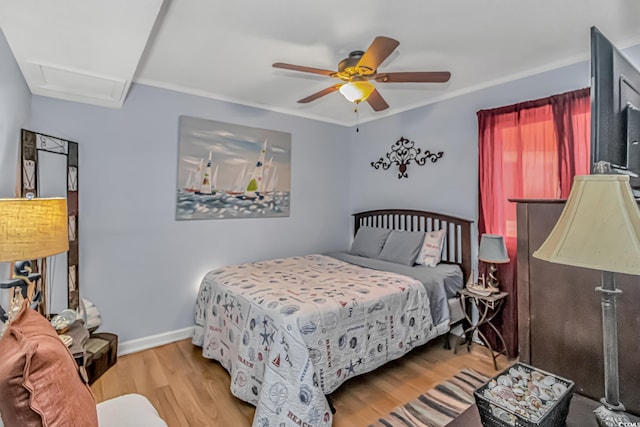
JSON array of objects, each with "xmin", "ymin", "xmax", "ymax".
[{"xmin": 0, "ymin": 301, "xmax": 98, "ymax": 427}]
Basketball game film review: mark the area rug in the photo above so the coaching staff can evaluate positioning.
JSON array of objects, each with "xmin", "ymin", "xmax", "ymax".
[{"xmin": 368, "ymin": 368, "xmax": 489, "ymax": 427}]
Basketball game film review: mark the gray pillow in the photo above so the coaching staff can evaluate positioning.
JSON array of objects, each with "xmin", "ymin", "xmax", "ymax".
[
  {"xmin": 349, "ymin": 226, "xmax": 391, "ymax": 258},
  {"xmin": 377, "ymin": 230, "xmax": 425, "ymax": 266}
]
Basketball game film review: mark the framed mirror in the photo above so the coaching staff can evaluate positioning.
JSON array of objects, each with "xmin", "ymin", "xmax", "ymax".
[{"xmin": 19, "ymin": 130, "xmax": 79, "ymax": 313}]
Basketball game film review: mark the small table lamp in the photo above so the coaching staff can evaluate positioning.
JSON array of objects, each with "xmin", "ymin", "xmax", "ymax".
[
  {"xmin": 478, "ymin": 234, "xmax": 509, "ymax": 293},
  {"xmin": 533, "ymin": 174, "xmax": 640, "ymax": 427},
  {"xmin": 0, "ymin": 197, "xmax": 68, "ymax": 324}
]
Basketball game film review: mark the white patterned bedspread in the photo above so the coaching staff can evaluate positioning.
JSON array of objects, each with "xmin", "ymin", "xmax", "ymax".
[{"xmin": 193, "ymin": 254, "xmax": 444, "ymax": 427}]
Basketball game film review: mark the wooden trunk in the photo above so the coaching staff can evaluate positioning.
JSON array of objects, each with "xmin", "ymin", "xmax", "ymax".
[{"xmin": 515, "ymin": 199, "xmax": 640, "ymax": 416}]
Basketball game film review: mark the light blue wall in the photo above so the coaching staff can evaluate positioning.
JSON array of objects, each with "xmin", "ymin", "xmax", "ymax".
[
  {"xmin": 351, "ymin": 43, "xmax": 640, "ymax": 247},
  {"xmin": 0, "ymin": 29, "xmax": 30, "ymax": 197},
  {"xmin": 350, "ymin": 61, "xmax": 591, "ymax": 221},
  {"xmin": 29, "ymin": 85, "xmax": 351, "ymax": 341},
  {"xmin": 0, "ymin": 30, "xmax": 30, "ymax": 280},
  {"xmin": 21, "ymin": 38, "xmax": 640, "ymax": 344}
]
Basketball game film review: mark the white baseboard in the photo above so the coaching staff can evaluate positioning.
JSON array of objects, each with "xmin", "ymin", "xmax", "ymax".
[{"xmin": 118, "ymin": 326, "xmax": 194, "ymax": 356}]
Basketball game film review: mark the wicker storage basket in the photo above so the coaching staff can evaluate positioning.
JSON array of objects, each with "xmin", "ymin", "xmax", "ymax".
[{"xmin": 474, "ymin": 362, "xmax": 574, "ymax": 427}]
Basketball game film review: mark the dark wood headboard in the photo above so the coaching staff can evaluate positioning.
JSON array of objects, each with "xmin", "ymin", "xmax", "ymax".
[{"xmin": 353, "ymin": 209, "xmax": 473, "ymax": 281}]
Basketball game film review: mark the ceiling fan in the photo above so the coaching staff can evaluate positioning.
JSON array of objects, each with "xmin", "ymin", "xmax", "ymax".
[{"xmin": 273, "ymin": 36, "xmax": 451, "ymax": 112}]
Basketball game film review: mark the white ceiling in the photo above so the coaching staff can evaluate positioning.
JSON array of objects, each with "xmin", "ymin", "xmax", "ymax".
[{"xmin": 2, "ymin": 0, "xmax": 640, "ymax": 126}]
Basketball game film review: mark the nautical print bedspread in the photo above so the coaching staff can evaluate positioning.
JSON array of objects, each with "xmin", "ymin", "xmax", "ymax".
[{"xmin": 193, "ymin": 254, "xmax": 440, "ymax": 427}]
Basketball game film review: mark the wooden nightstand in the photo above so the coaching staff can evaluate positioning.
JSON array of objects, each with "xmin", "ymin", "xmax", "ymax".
[{"xmin": 454, "ymin": 288, "xmax": 508, "ymax": 370}]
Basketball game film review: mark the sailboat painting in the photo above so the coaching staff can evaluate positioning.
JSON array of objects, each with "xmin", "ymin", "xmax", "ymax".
[{"xmin": 176, "ymin": 116, "xmax": 291, "ymax": 220}]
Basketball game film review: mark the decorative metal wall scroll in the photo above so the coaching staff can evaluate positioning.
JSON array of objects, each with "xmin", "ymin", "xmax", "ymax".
[{"xmin": 371, "ymin": 136, "xmax": 443, "ymax": 179}]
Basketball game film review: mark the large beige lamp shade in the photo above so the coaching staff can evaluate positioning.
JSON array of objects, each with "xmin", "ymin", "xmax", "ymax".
[
  {"xmin": 533, "ymin": 174, "xmax": 640, "ymax": 426},
  {"xmin": 533, "ymin": 175, "xmax": 640, "ymax": 274},
  {"xmin": 0, "ymin": 197, "xmax": 69, "ymax": 262}
]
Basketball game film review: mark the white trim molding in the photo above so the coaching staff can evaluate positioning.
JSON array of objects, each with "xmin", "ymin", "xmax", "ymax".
[{"xmin": 118, "ymin": 326, "xmax": 194, "ymax": 356}]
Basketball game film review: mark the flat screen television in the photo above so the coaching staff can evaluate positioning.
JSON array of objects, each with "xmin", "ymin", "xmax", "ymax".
[{"xmin": 591, "ymin": 26, "xmax": 640, "ymax": 195}]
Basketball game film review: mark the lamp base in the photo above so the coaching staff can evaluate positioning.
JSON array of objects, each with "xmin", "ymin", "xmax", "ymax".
[
  {"xmin": 482, "ymin": 270, "xmax": 501, "ymax": 294},
  {"xmin": 594, "ymin": 401, "xmax": 630, "ymax": 427}
]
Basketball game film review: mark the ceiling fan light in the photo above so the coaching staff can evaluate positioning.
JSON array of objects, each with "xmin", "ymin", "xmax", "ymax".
[{"xmin": 339, "ymin": 81, "xmax": 375, "ymax": 103}]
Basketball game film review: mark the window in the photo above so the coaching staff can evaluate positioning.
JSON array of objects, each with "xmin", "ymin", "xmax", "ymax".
[{"xmin": 476, "ymin": 87, "xmax": 590, "ymax": 358}]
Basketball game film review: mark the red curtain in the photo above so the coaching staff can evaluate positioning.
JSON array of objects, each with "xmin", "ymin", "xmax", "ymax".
[{"xmin": 477, "ymin": 88, "xmax": 590, "ymax": 358}]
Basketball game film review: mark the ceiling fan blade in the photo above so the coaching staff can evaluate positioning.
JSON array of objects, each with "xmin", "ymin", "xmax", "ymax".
[
  {"xmin": 273, "ymin": 62, "xmax": 335, "ymax": 77},
  {"xmin": 357, "ymin": 36, "xmax": 400, "ymax": 72},
  {"xmin": 375, "ymin": 71, "xmax": 451, "ymax": 83},
  {"xmin": 298, "ymin": 85, "xmax": 341, "ymax": 103},
  {"xmin": 366, "ymin": 88, "xmax": 389, "ymax": 111}
]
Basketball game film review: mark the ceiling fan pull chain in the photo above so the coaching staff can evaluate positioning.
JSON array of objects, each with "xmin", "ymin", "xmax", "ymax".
[{"xmin": 355, "ymin": 105, "xmax": 360, "ymax": 132}]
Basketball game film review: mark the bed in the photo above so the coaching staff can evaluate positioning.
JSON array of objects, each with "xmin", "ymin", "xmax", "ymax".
[{"xmin": 193, "ymin": 209, "xmax": 472, "ymax": 427}]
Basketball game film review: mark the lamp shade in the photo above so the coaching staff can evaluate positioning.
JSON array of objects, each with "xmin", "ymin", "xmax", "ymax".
[
  {"xmin": 533, "ymin": 175, "xmax": 640, "ymax": 275},
  {"xmin": 478, "ymin": 234, "xmax": 509, "ymax": 263},
  {"xmin": 339, "ymin": 81, "xmax": 375, "ymax": 103},
  {"xmin": 0, "ymin": 197, "xmax": 69, "ymax": 262}
]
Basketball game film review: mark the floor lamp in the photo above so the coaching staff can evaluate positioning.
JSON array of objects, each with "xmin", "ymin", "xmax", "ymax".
[
  {"xmin": 0, "ymin": 197, "xmax": 68, "ymax": 328},
  {"xmin": 533, "ymin": 174, "xmax": 640, "ymax": 427}
]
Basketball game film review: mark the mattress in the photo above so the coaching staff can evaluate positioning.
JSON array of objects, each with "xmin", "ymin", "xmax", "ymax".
[
  {"xmin": 325, "ymin": 250, "xmax": 465, "ymax": 325},
  {"xmin": 193, "ymin": 254, "xmax": 450, "ymax": 427}
]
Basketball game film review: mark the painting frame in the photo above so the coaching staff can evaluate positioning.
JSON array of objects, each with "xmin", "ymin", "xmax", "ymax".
[{"xmin": 176, "ymin": 116, "xmax": 291, "ymax": 220}]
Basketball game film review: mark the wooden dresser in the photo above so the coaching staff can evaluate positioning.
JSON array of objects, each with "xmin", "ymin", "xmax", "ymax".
[{"xmin": 514, "ymin": 199, "xmax": 640, "ymax": 416}]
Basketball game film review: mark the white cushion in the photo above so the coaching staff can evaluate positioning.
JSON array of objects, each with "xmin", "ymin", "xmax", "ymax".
[
  {"xmin": 97, "ymin": 394, "xmax": 167, "ymax": 427},
  {"xmin": 416, "ymin": 229, "xmax": 446, "ymax": 267}
]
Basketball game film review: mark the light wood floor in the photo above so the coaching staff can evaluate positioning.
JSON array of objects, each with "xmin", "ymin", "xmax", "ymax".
[{"xmin": 91, "ymin": 336, "xmax": 512, "ymax": 427}]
